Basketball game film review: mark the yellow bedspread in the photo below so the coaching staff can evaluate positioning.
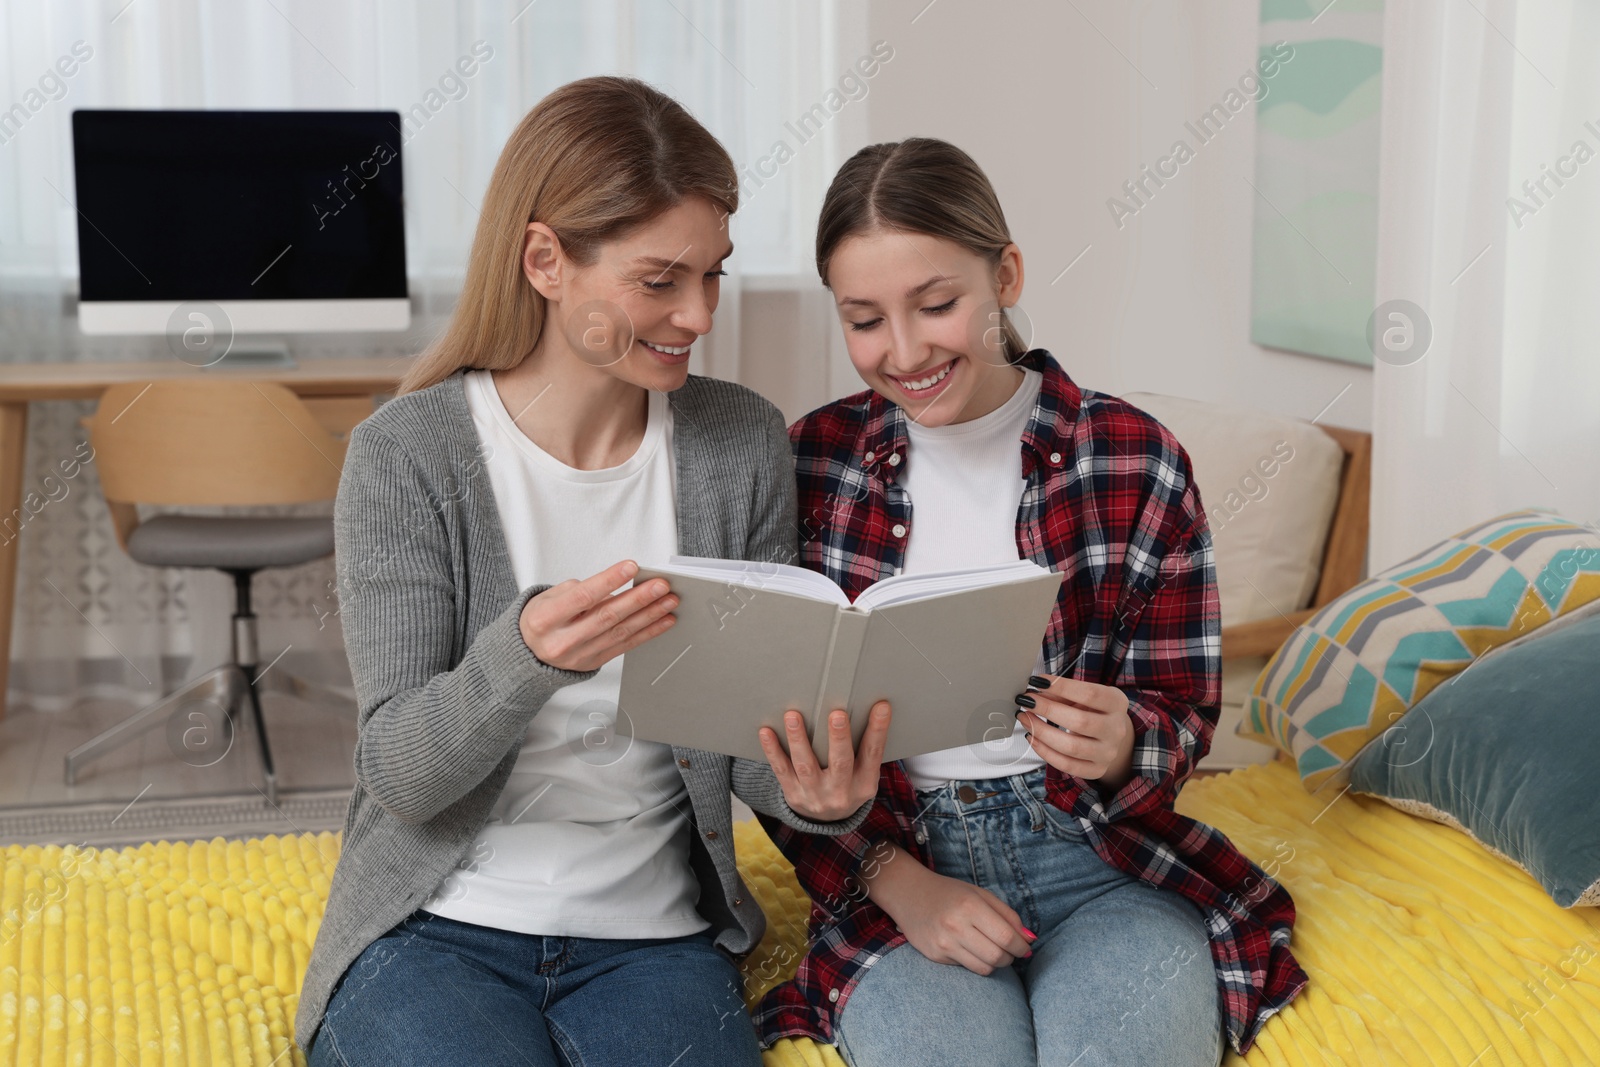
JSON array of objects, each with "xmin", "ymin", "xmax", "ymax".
[
  {"xmin": 2, "ymin": 761, "xmax": 1597, "ymax": 1065},
  {"xmin": 746, "ymin": 762, "xmax": 1600, "ymax": 1067}
]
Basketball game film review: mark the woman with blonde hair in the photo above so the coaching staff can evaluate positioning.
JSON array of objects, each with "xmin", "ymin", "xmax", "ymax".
[{"xmin": 296, "ymin": 77, "xmax": 889, "ymax": 1066}]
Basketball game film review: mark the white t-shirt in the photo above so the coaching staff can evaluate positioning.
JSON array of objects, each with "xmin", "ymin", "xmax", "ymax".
[
  {"xmin": 419, "ymin": 370, "xmax": 707, "ymax": 938},
  {"xmin": 899, "ymin": 368, "xmax": 1049, "ymax": 791}
]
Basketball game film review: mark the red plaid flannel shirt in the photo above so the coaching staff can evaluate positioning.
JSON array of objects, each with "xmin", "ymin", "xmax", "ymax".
[{"xmin": 754, "ymin": 350, "xmax": 1307, "ymax": 1053}]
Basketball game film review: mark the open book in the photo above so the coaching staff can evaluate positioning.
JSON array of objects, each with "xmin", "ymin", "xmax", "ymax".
[{"xmin": 617, "ymin": 557, "xmax": 1064, "ymax": 765}]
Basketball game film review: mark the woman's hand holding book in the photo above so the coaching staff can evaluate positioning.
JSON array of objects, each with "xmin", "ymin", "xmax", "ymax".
[
  {"xmin": 758, "ymin": 702, "xmax": 893, "ymax": 823},
  {"xmin": 519, "ymin": 560, "xmax": 680, "ymax": 673}
]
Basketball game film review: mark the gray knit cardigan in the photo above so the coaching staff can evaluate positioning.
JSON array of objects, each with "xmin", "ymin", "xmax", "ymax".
[{"xmin": 294, "ymin": 371, "xmax": 865, "ymax": 1050}]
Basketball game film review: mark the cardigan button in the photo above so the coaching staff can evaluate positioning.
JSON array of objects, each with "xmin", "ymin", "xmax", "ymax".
[
  {"xmin": 678, "ymin": 758, "xmax": 691, "ymax": 768},
  {"xmin": 733, "ymin": 897, "xmax": 744, "ymax": 907},
  {"xmin": 705, "ymin": 830, "xmax": 718, "ymax": 839},
  {"xmin": 891, "ymin": 523, "xmax": 907, "ymax": 538},
  {"xmin": 828, "ymin": 988, "xmax": 840, "ymax": 1003}
]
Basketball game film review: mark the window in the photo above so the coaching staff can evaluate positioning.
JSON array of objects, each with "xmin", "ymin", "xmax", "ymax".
[{"xmin": 0, "ymin": 0, "xmax": 866, "ymax": 357}]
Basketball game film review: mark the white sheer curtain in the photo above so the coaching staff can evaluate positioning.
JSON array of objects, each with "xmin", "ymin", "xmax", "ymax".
[
  {"xmin": 1371, "ymin": 0, "xmax": 1600, "ymax": 569},
  {"xmin": 1, "ymin": 0, "xmax": 855, "ymax": 710}
]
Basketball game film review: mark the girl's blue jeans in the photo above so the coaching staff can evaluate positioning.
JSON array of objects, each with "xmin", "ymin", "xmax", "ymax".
[
  {"xmin": 835, "ymin": 768, "xmax": 1224, "ymax": 1067},
  {"xmin": 307, "ymin": 910, "xmax": 761, "ymax": 1066}
]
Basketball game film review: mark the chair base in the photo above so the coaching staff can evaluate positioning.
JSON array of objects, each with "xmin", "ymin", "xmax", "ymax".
[
  {"xmin": 63, "ymin": 567, "xmax": 353, "ymax": 807},
  {"xmin": 62, "ymin": 660, "xmax": 351, "ymax": 808}
]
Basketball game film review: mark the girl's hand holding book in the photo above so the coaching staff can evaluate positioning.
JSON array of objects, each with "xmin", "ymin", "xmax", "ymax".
[
  {"xmin": 758, "ymin": 701, "xmax": 893, "ymax": 822},
  {"xmin": 1015, "ymin": 674, "xmax": 1135, "ymax": 789}
]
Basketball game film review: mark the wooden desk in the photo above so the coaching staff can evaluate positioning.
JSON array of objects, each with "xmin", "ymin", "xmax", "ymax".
[{"xmin": 0, "ymin": 356, "xmax": 409, "ymax": 717}]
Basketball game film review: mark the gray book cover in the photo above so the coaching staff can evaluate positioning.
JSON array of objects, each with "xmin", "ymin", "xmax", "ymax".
[{"xmin": 617, "ymin": 559, "xmax": 1063, "ymax": 765}]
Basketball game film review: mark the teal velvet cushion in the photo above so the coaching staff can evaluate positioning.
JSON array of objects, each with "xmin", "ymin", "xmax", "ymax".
[{"xmin": 1348, "ymin": 611, "xmax": 1600, "ymax": 907}]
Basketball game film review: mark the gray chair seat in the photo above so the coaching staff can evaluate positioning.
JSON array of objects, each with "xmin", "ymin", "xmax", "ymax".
[{"xmin": 126, "ymin": 515, "xmax": 335, "ymax": 570}]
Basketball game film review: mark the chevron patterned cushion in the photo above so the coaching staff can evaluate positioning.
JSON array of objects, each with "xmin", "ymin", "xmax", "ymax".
[{"xmin": 1241, "ymin": 510, "xmax": 1600, "ymax": 790}]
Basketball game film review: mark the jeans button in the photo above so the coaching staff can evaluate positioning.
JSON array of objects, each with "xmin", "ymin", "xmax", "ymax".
[{"xmin": 956, "ymin": 785, "xmax": 978, "ymax": 803}]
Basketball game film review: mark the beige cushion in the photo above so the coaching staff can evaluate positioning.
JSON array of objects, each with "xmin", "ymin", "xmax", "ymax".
[
  {"xmin": 1123, "ymin": 393, "xmax": 1345, "ymax": 768},
  {"xmin": 1208, "ymin": 656, "xmax": 1280, "ymax": 766},
  {"xmin": 1123, "ymin": 393, "xmax": 1344, "ymax": 627}
]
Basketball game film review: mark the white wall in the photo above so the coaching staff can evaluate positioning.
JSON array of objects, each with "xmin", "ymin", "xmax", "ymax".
[{"xmin": 845, "ymin": 0, "xmax": 1373, "ymax": 431}]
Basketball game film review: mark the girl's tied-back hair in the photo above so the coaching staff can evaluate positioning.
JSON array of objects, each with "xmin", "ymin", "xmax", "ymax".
[
  {"xmin": 814, "ymin": 137, "xmax": 1028, "ymax": 364},
  {"xmin": 400, "ymin": 76, "xmax": 740, "ymax": 394}
]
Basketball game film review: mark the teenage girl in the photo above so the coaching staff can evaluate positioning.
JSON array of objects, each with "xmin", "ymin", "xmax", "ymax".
[
  {"xmin": 295, "ymin": 77, "xmax": 888, "ymax": 1067},
  {"xmin": 757, "ymin": 138, "xmax": 1306, "ymax": 1066}
]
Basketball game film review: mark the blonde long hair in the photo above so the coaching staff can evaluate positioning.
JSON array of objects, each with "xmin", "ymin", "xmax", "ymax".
[
  {"xmin": 814, "ymin": 138, "xmax": 1027, "ymax": 363},
  {"xmin": 400, "ymin": 77, "xmax": 739, "ymax": 394}
]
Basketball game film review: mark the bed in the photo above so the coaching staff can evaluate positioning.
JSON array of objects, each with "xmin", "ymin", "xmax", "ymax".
[{"xmin": 3, "ymin": 759, "xmax": 1595, "ymax": 1065}]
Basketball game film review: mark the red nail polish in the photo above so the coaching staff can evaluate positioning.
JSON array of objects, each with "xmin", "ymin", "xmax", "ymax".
[{"xmin": 1022, "ymin": 926, "xmax": 1037, "ymax": 939}]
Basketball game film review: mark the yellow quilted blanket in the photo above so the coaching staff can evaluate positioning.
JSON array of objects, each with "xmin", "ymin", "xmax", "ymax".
[{"xmin": 3, "ymin": 762, "xmax": 1598, "ymax": 1065}]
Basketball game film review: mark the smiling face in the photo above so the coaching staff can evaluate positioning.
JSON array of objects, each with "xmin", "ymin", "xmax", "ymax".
[
  {"xmin": 827, "ymin": 228, "xmax": 1026, "ymax": 426},
  {"xmin": 524, "ymin": 195, "xmax": 731, "ymax": 391}
]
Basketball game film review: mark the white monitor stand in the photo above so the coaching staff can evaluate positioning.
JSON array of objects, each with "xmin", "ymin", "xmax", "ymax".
[{"xmin": 78, "ymin": 297, "xmax": 411, "ymax": 335}]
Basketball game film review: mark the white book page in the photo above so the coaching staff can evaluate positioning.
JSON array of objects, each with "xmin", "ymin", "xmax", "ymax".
[
  {"xmin": 657, "ymin": 555, "xmax": 851, "ymax": 606},
  {"xmin": 853, "ymin": 560, "xmax": 1053, "ymax": 611}
]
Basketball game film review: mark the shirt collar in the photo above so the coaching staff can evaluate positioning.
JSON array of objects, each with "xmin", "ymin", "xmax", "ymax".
[{"xmin": 856, "ymin": 348, "xmax": 1083, "ymax": 479}]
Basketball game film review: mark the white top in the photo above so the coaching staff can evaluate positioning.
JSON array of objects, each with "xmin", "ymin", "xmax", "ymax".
[
  {"xmin": 420, "ymin": 370, "xmax": 707, "ymax": 938},
  {"xmin": 899, "ymin": 368, "xmax": 1049, "ymax": 790}
]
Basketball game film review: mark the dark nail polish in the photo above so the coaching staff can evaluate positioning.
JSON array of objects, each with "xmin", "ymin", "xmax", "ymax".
[
  {"xmin": 1015, "ymin": 694, "xmax": 1036, "ymax": 709},
  {"xmin": 1028, "ymin": 675, "xmax": 1050, "ymax": 690}
]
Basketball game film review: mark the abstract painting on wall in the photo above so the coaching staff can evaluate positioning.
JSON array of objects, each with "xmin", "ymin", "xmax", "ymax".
[{"xmin": 1250, "ymin": 0, "xmax": 1384, "ymax": 365}]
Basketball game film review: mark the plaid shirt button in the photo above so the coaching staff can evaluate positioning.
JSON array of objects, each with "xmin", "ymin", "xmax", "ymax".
[
  {"xmin": 1049, "ymin": 451, "xmax": 1063, "ymax": 464},
  {"xmin": 891, "ymin": 523, "xmax": 906, "ymax": 538},
  {"xmin": 864, "ymin": 451, "xmax": 875, "ymax": 464},
  {"xmin": 887, "ymin": 453, "xmax": 900, "ymax": 466},
  {"xmin": 828, "ymin": 988, "xmax": 839, "ymax": 1003}
]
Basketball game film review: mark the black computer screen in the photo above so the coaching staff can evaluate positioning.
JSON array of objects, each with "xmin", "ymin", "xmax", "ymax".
[{"xmin": 72, "ymin": 110, "xmax": 407, "ymax": 302}]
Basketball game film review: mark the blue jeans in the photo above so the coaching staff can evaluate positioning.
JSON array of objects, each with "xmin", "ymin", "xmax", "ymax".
[
  {"xmin": 835, "ymin": 770, "xmax": 1223, "ymax": 1067},
  {"xmin": 307, "ymin": 911, "xmax": 761, "ymax": 1067}
]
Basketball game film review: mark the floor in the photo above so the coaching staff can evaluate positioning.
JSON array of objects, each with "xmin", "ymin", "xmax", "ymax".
[
  {"xmin": 0, "ymin": 679, "xmax": 358, "ymax": 844},
  {"xmin": 0, "ymin": 680, "xmax": 757, "ymax": 845}
]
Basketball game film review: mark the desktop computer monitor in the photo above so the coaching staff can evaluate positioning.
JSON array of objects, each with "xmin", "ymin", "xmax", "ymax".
[{"xmin": 72, "ymin": 109, "xmax": 409, "ymax": 340}]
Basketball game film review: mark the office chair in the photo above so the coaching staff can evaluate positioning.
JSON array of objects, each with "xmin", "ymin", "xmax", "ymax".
[{"xmin": 63, "ymin": 380, "xmax": 357, "ymax": 805}]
